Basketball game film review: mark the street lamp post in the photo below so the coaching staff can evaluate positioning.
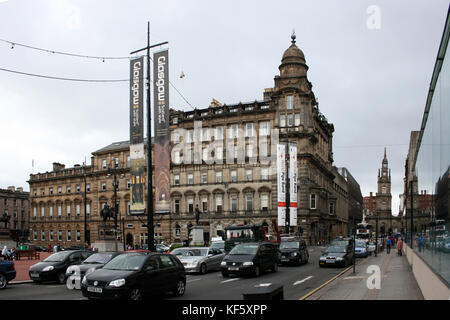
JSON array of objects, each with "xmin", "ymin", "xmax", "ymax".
[
  {"xmin": 106, "ymin": 161, "xmax": 125, "ymax": 250},
  {"xmin": 130, "ymin": 21, "xmax": 168, "ymax": 252},
  {"xmin": 83, "ymin": 163, "xmax": 89, "ymax": 246}
]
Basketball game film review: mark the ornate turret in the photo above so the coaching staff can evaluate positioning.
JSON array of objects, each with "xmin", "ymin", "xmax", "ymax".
[{"xmin": 274, "ymin": 31, "xmax": 311, "ymax": 94}]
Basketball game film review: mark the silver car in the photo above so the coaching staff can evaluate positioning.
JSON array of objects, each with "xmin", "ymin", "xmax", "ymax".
[{"xmin": 171, "ymin": 247, "xmax": 225, "ymax": 274}]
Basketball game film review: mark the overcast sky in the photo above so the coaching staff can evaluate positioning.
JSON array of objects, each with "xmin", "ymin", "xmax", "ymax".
[{"xmin": 0, "ymin": 0, "xmax": 448, "ymax": 217}]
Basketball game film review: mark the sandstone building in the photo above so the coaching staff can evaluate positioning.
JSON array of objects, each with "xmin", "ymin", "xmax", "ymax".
[{"xmin": 28, "ymin": 35, "xmax": 361, "ymax": 247}]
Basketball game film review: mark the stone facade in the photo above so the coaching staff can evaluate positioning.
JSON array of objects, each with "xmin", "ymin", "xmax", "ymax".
[{"xmin": 0, "ymin": 186, "xmax": 30, "ymax": 245}]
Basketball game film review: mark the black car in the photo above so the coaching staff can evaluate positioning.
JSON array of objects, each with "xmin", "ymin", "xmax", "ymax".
[
  {"xmin": 279, "ymin": 238, "xmax": 309, "ymax": 265},
  {"xmin": 29, "ymin": 250, "xmax": 93, "ymax": 284},
  {"xmin": 220, "ymin": 242, "xmax": 279, "ymax": 277},
  {"xmin": 65, "ymin": 251, "xmax": 122, "ymax": 284},
  {"xmin": 319, "ymin": 245, "xmax": 353, "ymax": 267},
  {"xmin": 81, "ymin": 252, "xmax": 186, "ymax": 300},
  {"xmin": 0, "ymin": 260, "xmax": 16, "ymax": 289},
  {"xmin": 331, "ymin": 237, "xmax": 354, "ymax": 251}
]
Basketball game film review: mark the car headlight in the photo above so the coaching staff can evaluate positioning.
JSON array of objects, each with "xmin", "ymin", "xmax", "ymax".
[
  {"xmin": 243, "ymin": 262, "xmax": 254, "ymax": 266},
  {"xmin": 43, "ymin": 266, "xmax": 54, "ymax": 272},
  {"xmin": 336, "ymin": 257, "xmax": 344, "ymax": 261},
  {"xmin": 108, "ymin": 279, "xmax": 126, "ymax": 288},
  {"xmin": 292, "ymin": 252, "xmax": 298, "ymax": 257},
  {"xmin": 319, "ymin": 256, "xmax": 326, "ymax": 260}
]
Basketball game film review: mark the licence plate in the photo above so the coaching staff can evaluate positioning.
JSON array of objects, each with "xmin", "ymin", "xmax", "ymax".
[
  {"xmin": 228, "ymin": 267, "xmax": 239, "ymax": 271},
  {"xmin": 326, "ymin": 259, "xmax": 335, "ymax": 263},
  {"xmin": 87, "ymin": 287, "xmax": 103, "ymax": 293},
  {"xmin": 281, "ymin": 258, "xmax": 290, "ymax": 262},
  {"xmin": 30, "ymin": 272, "xmax": 39, "ymax": 278}
]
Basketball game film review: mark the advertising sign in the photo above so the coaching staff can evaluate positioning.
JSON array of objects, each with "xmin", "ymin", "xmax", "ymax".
[
  {"xmin": 277, "ymin": 144, "xmax": 286, "ymax": 226},
  {"xmin": 153, "ymin": 50, "xmax": 170, "ymax": 213},
  {"xmin": 129, "ymin": 57, "xmax": 145, "ymax": 215},
  {"xmin": 289, "ymin": 145, "xmax": 298, "ymax": 226}
]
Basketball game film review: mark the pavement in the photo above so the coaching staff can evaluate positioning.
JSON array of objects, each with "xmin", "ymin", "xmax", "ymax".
[
  {"xmin": 8, "ymin": 252, "xmax": 52, "ymax": 283},
  {"xmin": 304, "ymin": 247, "xmax": 424, "ymax": 300}
]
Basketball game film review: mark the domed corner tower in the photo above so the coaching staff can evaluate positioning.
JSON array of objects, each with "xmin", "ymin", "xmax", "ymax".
[{"xmin": 273, "ymin": 31, "xmax": 313, "ymax": 97}]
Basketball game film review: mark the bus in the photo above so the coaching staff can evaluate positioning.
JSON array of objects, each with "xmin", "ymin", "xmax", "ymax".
[{"xmin": 356, "ymin": 223, "xmax": 373, "ymax": 240}]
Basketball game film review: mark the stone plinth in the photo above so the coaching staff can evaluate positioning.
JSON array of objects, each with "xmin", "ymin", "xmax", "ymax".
[
  {"xmin": 91, "ymin": 240, "xmax": 124, "ymax": 252},
  {"xmin": 190, "ymin": 226, "xmax": 204, "ymax": 246}
]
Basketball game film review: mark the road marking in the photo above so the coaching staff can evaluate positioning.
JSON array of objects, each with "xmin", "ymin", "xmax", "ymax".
[
  {"xmin": 221, "ymin": 278, "xmax": 240, "ymax": 284},
  {"xmin": 293, "ymin": 276, "xmax": 313, "ymax": 286},
  {"xmin": 187, "ymin": 278, "xmax": 202, "ymax": 283},
  {"xmin": 255, "ymin": 283, "xmax": 272, "ymax": 287},
  {"xmin": 298, "ymin": 266, "xmax": 352, "ymax": 300}
]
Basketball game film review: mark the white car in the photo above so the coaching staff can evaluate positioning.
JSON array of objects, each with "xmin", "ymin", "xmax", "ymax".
[{"xmin": 367, "ymin": 242, "xmax": 376, "ymax": 255}]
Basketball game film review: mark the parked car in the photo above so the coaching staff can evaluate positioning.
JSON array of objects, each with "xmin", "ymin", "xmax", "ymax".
[
  {"xmin": 220, "ymin": 242, "xmax": 279, "ymax": 277},
  {"xmin": 171, "ymin": 247, "xmax": 225, "ymax": 274},
  {"xmin": 29, "ymin": 250, "xmax": 93, "ymax": 284},
  {"xmin": 0, "ymin": 259, "xmax": 16, "ymax": 289},
  {"xmin": 65, "ymin": 251, "xmax": 122, "ymax": 284},
  {"xmin": 155, "ymin": 244, "xmax": 170, "ymax": 253},
  {"xmin": 81, "ymin": 252, "xmax": 186, "ymax": 300},
  {"xmin": 367, "ymin": 241, "xmax": 376, "ymax": 255},
  {"xmin": 331, "ymin": 237, "xmax": 354, "ymax": 251},
  {"xmin": 354, "ymin": 240, "xmax": 369, "ymax": 258},
  {"xmin": 441, "ymin": 237, "xmax": 450, "ymax": 253},
  {"xmin": 210, "ymin": 241, "xmax": 225, "ymax": 252},
  {"xmin": 279, "ymin": 238, "xmax": 309, "ymax": 265},
  {"xmin": 319, "ymin": 245, "xmax": 353, "ymax": 267}
]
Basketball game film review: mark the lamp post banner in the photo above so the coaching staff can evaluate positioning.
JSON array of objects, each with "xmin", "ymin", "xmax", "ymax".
[
  {"xmin": 277, "ymin": 144, "xmax": 286, "ymax": 226},
  {"xmin": 289, "ymin": 145, "xmax": 297, "ymax": 226},
  {"xmin": 129, "ymin": 56, "xmax": 145, "ymax": 215},
  {"xmin": 130, "ymin": 57, "xmax": 144, "ymax": 145},
  {"xmin": 153, "ymin": 49, "xmax": 170, "ymax": 213},
  {"xmin": 130, "ymin": 144, "xmax": 145, "ymax": 215}
]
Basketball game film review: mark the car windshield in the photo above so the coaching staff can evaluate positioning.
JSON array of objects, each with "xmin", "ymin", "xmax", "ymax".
[
  {"xmin": 325, "ymin": 246, "xmax": 347, "ymax": 254},
  {"xmin": 331, "ymin": 240, "xmax": 348, "ymax": 246},
  {"xmin": 229, "ymin": 244, "xmax": 259, "ymax": 255},
  {"xmin": 171, "ymin": 248, "xmax": 208, "ymax": 256},
  {"xmin": 43, "ymin": 251, "xmax": 72, "ymax": 262},
  {"xmin": 210, "ymin": 242, "xmax": 224, "ymax": 249},
  {"xmin": 102, "ymin": 253, "xmax": 147, "ymax": 271},
  {"xmin": 226, "ymin": 228, "xmax": 254, "ymax": 239},
  {"xmin": 356, "ymin": 241, "xmax": 366, "ymax": 247},
  {"xmin": 279, "ymin": 241, "xmax": 300, "ymax": 249},
  {"xmin": 82, "ymin": 253, "xmax": 114, "ymax": 264}
]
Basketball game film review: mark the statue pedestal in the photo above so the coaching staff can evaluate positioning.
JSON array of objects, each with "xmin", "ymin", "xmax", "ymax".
[
  {"xmin": 91, "ymin": 224, "xmax": 124, "ymax": 252},
  {"xmin": 92, "ymin": 239, "xmax": 123, "ymax": 252},
  {"xmin": 190, "ymin": 226, "xmax": 204, "ymax": 246},
  {"xmin": 0, "ymin": 228, "xmax": 15, "ymax": 249}
]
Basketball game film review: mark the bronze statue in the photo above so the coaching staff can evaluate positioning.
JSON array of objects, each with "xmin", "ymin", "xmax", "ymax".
[{"xmin": 100, "ymin": 204, "xmax": 114, "ymax": 222}]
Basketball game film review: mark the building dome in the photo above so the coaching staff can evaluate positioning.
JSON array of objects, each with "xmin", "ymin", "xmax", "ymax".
[{"xmin": 281, "ymin": 33, "xmax": 306, "ymax": 64}]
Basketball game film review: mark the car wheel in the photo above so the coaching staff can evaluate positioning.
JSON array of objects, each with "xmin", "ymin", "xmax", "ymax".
[
  {"xmin": 129, "ymin": 287, "xmax": 143, "ymax": 301},
  {"xmin": 173, "ymin": 279, "xmax": 186, "ymax": 297},
  {"xmin": 0, "ymin": 274, "xmax": 7, "ymax": 289},
  {"xmin": 254, "ymin": 266, "xmax": 260, "ymax": 277},
  {"xmin": 200, "ymin": 263, "xmax": 207, "ymax": 274},
  {"xmin": 57, "ymin": 272, "xmax": 66, "ymax": 284}
]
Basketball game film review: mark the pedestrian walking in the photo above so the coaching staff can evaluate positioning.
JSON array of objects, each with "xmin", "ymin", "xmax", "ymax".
[
  {"xmin": 386, "ymin": 237, "xmax": 391, "ymax": 254},
  {"xmin": 418, "ymin": 235, "xmax": 423, "ymax": 252},
  {"xmin": 396, "ymin": 238, "xmax": 403, "ymax": 256}
]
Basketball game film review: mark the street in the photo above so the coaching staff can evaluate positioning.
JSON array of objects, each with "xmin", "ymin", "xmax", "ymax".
[{"xmin": 0, "ymin": 246, "xmax": 355, "ymax": 300}]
